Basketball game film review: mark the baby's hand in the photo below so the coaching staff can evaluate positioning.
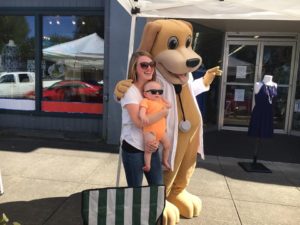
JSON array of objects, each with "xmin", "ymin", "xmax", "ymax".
[{"xmin": 161, "ymin": 107, "xmax": 169, "ymax": 117}]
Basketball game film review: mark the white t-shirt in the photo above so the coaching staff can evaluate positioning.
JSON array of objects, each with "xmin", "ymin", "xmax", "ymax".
[{"xmin": 120, "ymin": 85, "xmax": 144, "ymax": 151}]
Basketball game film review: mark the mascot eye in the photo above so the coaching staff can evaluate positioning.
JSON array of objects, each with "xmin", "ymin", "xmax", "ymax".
[
  {"xmin": 168, "ymin": 36, "xmax": 179, "ymax": 49},
  {"xmin": 186, "ymin": 36, "xmax": 192, "ymax": 48}
]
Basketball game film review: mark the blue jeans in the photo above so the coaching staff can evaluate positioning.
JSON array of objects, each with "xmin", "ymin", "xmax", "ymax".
[{"xmin": 122, "ymin": 142, "xmax": 163, "ymax": 187}]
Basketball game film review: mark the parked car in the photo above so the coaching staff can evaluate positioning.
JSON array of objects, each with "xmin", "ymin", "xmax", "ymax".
[
  {"xmin": 0, "ymin": 71, "xmax": 59, "ymax": 98},
  {"xmin": 25, "ymin": 80, "xmax": 103, "ymax": 103}
]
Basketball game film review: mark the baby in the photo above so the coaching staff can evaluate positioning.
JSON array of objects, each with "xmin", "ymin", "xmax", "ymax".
[{"xmin": 139, "ymin": 81, "xmax": 171, "ymax": 172}]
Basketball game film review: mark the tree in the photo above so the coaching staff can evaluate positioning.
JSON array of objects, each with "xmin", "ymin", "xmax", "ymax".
[
  {"xmin": 0, "ymin": 16, "xmax": 29, "ymax": 51},
  {"xmin": 74, "ymin": 16, "xmax": 104, "ymax": 39}
]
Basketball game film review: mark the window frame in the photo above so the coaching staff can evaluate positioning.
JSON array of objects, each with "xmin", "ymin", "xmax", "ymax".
[{"xmin": 0, "ymin": 8, "xmax": 104, "ymax": 118}]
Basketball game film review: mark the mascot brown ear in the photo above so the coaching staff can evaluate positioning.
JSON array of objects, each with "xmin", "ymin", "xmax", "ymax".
[
  {"xmin": 138, "ymin": 21, "xmax": 162, "ymax": 53},
  {"xmin": 181, "ymin": 20, "xmax": 193, "ymax": 32}
]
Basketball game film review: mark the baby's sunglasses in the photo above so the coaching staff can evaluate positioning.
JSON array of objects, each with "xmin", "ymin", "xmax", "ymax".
[
  {"xmin": 139, "ymin": 61, "xmax": 156, "ymax": 69},
  {"xmin": 144, "ymin": 89, "xmax": 164, "ymax": 95}
]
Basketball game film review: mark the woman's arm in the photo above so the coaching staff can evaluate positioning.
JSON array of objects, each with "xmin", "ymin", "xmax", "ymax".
[
  {"xmin": 126, "ymin": 104, "xmax": 143, "ymax": 128},
  {"xmin": 125, "ymin": 104, "xmax": 168, "ymax": 129}
]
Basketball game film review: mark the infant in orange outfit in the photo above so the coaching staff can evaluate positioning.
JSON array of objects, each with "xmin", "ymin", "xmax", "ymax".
[{"xmin": 139, "ymin": 81, "xmax": 171, "ymax": 172}]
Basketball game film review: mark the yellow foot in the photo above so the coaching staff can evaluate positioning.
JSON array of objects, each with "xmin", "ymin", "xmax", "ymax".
[
  {"xmin": 163, "ymin": 200, "xmax": 180, "ymax": 225},
  {"xmin": 167, "ymin": 189, "xmax": 202, "ymax": 218}
]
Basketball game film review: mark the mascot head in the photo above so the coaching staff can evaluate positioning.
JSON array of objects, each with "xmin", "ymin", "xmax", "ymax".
[{"xmin": 138, "ymin": 19, "xmax": 202, "ymax": 85}]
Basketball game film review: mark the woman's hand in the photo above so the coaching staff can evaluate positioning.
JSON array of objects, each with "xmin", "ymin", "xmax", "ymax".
[
  {"xmin": 146, "ymin": 106, "xmax": 169, "ymax": 126},
  {"xmin": 145, "ymin": 139, "xmax": 159, "ymax": 153}
]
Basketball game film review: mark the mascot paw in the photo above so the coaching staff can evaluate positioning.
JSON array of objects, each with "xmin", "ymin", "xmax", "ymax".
[
  {"xmin": 167, "ymin": 190, "xmax": 202, "ymax": 219},
  {"xmin": 203, "ymin": 66, "xmax": 222, "ymax": 87},
  {"xmin": 163, "ymin": 200, "xmax": 180, "ymax": 225},
  {"xmin": 113, "ymin": 79, "xmax": 133, "ymax": 100}
]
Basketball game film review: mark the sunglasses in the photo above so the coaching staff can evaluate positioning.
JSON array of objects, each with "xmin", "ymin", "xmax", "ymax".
[
  {"xmin": 145, "ymin": 89, "xmax": 164, "ymax": 95},
  {"xmin": 139, "ymin": 61, "xmax": 156, "ymax": 69}
]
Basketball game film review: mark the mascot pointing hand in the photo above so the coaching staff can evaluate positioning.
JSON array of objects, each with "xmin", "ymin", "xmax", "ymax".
[{"xmin": 115, "ymin": 19, "xmax": 222, "ymax": 225}]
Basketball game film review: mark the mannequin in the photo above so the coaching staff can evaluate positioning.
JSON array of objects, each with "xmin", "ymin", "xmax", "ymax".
[
  {"xmin": 254, "ymin": 75, "xmax": 277, "ymax": 94},
  {"xmin": 249, "ymin": 74, "xmax": 277, "ymax": 138},
  {"xmin": 239, "ymin": 75, "xmax": 278, "ymax": 172}
]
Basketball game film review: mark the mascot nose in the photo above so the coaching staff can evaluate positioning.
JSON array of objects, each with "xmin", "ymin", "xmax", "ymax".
[{"xmin": 186, "ymin": 58, "xmax": 200, "ymax": 68}]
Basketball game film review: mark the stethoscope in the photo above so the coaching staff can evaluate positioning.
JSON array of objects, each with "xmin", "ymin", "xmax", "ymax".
[{"xmin": 174, "ymin": 84, "xmax": 191, "ymax": 132}]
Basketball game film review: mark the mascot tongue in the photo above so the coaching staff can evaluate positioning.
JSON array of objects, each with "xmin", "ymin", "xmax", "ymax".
[{"xmin": 178, "ymin": 73, "xmax": 187, "ymax": 82}]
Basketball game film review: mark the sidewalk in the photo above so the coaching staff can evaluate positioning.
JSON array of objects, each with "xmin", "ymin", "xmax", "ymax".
[{"xmin": 0, "ymin": 135, "xmax": 299, "ymax": 225}]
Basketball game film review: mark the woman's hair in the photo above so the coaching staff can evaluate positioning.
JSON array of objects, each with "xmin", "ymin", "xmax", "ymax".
[{"xmin": 127, "ymin": 51, "xmax": 156, "ymax": 82}]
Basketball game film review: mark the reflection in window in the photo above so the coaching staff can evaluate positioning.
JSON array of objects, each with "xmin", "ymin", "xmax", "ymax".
[
  {"xmin": 273, "ymin": 87, "xmax": 288, "ymax": 129},
  {"xmin": 0, "ymin": 16, "xmax": 35, "ymax": 110},
  {"xmin": 224, "ymin": 85, "xmax": 253, "ymax": 127},
  {"xmin": 262, "ymin": 46, "xmax": 292, "ymax": 85},
  {"xmin": 41, "ymin": 15, "xmax": 104, "ymax": 114},
  {"xmin": 227, "ymin": 45, "xmax": 257, "ymax": 83}
]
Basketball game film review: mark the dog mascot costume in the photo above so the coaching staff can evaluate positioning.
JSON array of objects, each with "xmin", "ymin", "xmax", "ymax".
[{"xmin": 115, "ymin": 19, "xmax": 222, "ymax": 225}]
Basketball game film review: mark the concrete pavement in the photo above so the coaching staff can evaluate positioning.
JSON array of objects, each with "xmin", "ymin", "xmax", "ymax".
[{"xmin": 0, "ymin": 135, "xmax": 300, "ymax": 225}]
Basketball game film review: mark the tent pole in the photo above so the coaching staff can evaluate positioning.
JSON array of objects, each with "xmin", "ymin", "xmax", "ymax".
[
  {"xmin": 126, "ymin": 14, "xmax": 137, "ymax": 78},
  {"xmin": 116, "ymin": 145, "xmax": 122, "ymax": 187},
  {"xmin": 116, "ymin": 4, "xmax": 137, "ymax": 187}
]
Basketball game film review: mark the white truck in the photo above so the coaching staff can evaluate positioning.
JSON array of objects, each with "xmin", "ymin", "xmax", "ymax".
[{"xmin": 0, "ymin": 72, "xmax": 59, "ymax": 98}]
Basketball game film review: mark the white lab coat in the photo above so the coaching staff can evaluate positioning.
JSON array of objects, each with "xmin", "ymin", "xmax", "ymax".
[{"xmin": 156, "ymin": 71, "xmax": 209, "ymax": 170}]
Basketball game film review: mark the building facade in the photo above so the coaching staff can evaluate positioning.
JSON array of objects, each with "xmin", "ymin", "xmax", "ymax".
[{"xmin": 0, "ymin": 0, "xmax": 299, "ymax": 146}]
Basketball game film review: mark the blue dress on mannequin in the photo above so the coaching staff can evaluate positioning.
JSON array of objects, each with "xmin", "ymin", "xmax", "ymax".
[{"xmin": 248, "ymin": 82, "xmax": 277, "ymax": 138}]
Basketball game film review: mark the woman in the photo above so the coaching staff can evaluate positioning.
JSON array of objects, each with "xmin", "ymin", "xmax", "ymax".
[{"xmin": 120, "ymin": 51, "xmax": 168, "ymax": 187}]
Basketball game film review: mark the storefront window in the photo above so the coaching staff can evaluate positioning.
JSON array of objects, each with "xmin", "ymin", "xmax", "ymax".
[
  {"xmin": 223, "ymin": 44, "xmax": 258, "ymax": 127},
  {"xmin": 262, "ymin": 46, "xmax": 292, "ymax": 85},
  {"xmin": 39, "ymin": 15, "xmax": 104, "ymax": 114},
  {"xmin": 273, "ymin": 87, "xmax": 288, "ymax": 129},
  {"xmin": 227, "ymin": 45, "xmax": 256, "ymax": 83},
  {"xmin": 292, "ymin": 63, "xmax": 300, "ymax": 131},
  {"xmin": 223, "ymin": 85, "xmax": 253, "ymax": 127},
  {"xmin": 0, "ymin": 16, "xmax": 35, "ymax": 110}
]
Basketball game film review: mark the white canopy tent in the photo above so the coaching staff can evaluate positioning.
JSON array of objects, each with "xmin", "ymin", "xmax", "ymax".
[
  {"xmin": 43, "ymin": 33, "xmax": 104, "ymax": 69},
  {"xmin": 117, "ymin": 0, "xmax": 300, "ymax": 21},
  {"xmin": 117, "ymin": 0, "xmax": 300, "ymax": 69}
]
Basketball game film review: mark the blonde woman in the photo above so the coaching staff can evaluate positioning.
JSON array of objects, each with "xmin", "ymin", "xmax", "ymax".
[{"xmin": 120, "ymin": 51, "xmax": 168, "ymax": 187}]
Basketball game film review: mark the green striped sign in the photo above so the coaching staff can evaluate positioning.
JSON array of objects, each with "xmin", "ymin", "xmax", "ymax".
[{"xmin": 82, "ymin": 185, "xmax": 165, "ymax": 225}]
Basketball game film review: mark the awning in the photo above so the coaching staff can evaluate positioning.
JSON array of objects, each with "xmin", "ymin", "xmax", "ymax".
[{"xmin": 117, "ymin": 0, "xmax": 300, "ymax": 21}]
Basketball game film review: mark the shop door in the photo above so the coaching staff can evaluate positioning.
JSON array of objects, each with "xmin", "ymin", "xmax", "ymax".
[{"xmin": 220, "ymin": 40, "xmax": 296, "ymax": 133}]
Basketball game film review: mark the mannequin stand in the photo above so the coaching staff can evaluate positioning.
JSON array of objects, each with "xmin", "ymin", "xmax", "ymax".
[{"xmin": 238, "ymin": 138, "xmax": 272, "ymax": 173}]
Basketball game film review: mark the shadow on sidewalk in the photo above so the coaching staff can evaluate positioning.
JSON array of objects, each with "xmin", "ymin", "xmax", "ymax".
[
  {"xmin": 0, "ymin": 136, "xmax": 119, "ymax": 154},
  {"xmin": 197, "ymin": 157, "xmax": 299, "ymax": 188},
  {"xmin": 204, "ymin": 130, "xmax": 300, "ymax": 164},
  {"xmin": 0, "ymin": 193, "xmax": 83, "ymax": 225}
]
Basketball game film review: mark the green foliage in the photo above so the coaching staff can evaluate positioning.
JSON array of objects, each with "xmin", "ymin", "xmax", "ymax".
[
  {"xmin": 0, "ymin": 16, "xmax": 29, "ymax": 51},
  {"xmin": 0, "ymin": 213, "xmax": 21, "ymax": 225},
  {"xmin": 0, "ymin": 213, "xmax": 9, "ymax": 224},
  {"xmin": 49, "ymin": 34, "xmax": 72, "ymax": 46},
  {"xmin": 74, "ymin": 16, "xmax": 104, "ymax": 39}
]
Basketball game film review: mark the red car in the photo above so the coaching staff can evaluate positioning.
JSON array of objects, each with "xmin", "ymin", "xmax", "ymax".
[{"xmin": 26, "ymin": 80, "xmax": 103, "ymax": 103}]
